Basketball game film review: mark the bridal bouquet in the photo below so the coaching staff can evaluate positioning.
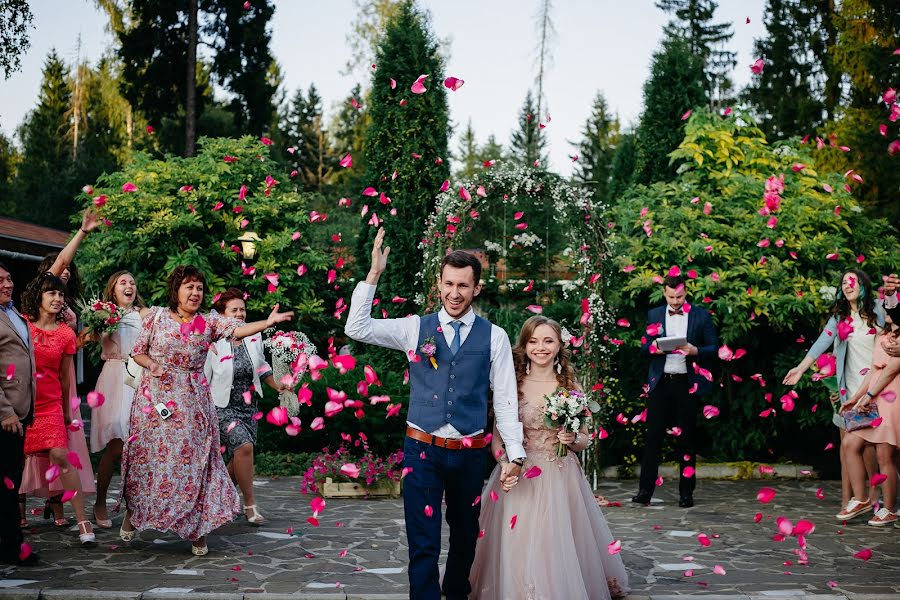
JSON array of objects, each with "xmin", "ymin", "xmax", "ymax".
[
  {"xmin": 75, "ymin": 296, "xmax": 125, "ymax": 335},
  {"xmin": 264, "ymin": 328, "xmax": 317, "ymax": 416},
  {"xmin": 542, "ymin": 388, "xmax": 601, "ymax": 457}
]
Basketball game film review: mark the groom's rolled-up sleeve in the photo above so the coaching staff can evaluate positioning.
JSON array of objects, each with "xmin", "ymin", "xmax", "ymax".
[
  {"xmin": 344, "ymin": 282, "xmax": 418, "ymax": 354},
  {"xmin": 490, "ymin": 326, "xmax": 526, "ymax": 461}
]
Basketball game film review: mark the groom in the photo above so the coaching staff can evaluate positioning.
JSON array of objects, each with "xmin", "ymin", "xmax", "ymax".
[{"xmin": 345, "ymin": 229, "xmax": 525, "ymax": 600}]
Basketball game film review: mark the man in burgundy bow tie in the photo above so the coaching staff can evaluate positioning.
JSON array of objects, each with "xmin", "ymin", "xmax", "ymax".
[{"xmin": 632, "ymin": 273, "xmax": 719, "ymax": 508}]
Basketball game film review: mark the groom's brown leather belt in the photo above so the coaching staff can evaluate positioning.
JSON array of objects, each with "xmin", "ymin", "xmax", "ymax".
[{"xmin": 406, "ymin": 427, "xmax": 488, "ymax": 450}]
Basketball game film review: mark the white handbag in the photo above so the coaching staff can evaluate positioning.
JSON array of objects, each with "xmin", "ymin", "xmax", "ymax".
[{"xmin": 124, "ymin": 308, "xmax": 162, "ymax": 389}]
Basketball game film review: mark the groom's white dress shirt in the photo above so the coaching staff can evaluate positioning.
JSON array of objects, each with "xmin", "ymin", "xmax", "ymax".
[{"xmin": 345, "ymin": 281, "xmax": 526, "ymax": 461}]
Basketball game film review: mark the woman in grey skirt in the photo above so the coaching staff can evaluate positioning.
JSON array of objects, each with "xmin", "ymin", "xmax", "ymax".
[{"xmin": 204, "ymin": 288, "xmax": 291, "ymax": 525}]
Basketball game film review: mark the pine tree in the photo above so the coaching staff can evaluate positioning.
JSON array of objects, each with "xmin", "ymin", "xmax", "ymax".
[
  {"xmin": 454, "ymin": 118, "xmax": 479, "ymax": 179},
  {"xmin": 656, "ymin": 0, "xmax": 735, "ymax": 104},
  {"xmin": 744, "ymin": 0, "xmax": 828, "ymax": 139},
  {"xmin": 330, "ymin": 83, "xmax": 370, "ymax": 195},
  {"xmin": 571, "ymin": 92, "xmax": 620, "ymax": 203},
  {"xmin": 509, "ymin": 90, "xmax": 548, "ymax": 167},
  {"xmin": 13, "ymin": 50, "xmax": 77, "ymax": 228},
  {"xmin": 608, "ymin": 131, "xmax": 636, "ymax": 201},
  {"xmin": 0, "ymin": 132, "xmax": 19, "ymax": 217},
  {"xmin": 632, "ymin": 36, "xmax": 707, "ymax": 186},
  {"xmin": 279, "ymin": 84, "xmax": 334, "ymax": 191},
  {"xmin": 356, "ymin": 0, "xmax": 449, "ymax": 312}
]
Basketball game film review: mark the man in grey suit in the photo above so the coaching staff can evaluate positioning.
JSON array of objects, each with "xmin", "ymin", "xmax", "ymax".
[{"xmin": 0, "ymin": 261, "xmax": 39, "ymax": 565}]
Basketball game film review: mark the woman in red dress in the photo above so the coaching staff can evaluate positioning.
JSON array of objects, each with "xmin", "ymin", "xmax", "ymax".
[{"xmin": 20, "ymin": 273, "xmax": 95, "ymax": 544}]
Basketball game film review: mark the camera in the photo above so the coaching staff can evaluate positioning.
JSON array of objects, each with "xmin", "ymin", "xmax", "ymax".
[{"xmin": 154, "ymin": 402, "xmax": 174, "ymax": 420}]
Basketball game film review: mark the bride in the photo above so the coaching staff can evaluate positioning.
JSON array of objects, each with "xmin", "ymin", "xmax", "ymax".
[{"xmin": 468, "ymin": 315, "xmax": 629, "ymax": 599}]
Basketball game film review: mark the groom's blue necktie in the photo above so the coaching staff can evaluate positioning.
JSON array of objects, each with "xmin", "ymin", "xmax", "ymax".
[{"xmin": 449, "ymin": 321, "xmax": 463, "ymax": 355}]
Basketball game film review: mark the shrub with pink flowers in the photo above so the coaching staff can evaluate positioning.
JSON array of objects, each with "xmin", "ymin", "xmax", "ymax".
[{"xmin": 301, "ymin": 435, "xmax": 403, "ymax": 495}]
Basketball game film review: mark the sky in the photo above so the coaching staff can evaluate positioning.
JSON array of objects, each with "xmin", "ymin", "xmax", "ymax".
[{"xmin": 0, "ymin": 0, "xmax": 767, "ymax": 176}]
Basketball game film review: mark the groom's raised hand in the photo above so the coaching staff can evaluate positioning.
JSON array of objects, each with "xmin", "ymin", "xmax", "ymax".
[{"xmin": 365, "ymin": 227, "xmax": 391, "ymax": 285}]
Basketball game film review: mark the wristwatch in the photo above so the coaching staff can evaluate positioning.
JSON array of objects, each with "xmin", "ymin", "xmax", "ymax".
[{"xmin": 511, "ymin": 458, "xmax": 525, "ymax": 467}]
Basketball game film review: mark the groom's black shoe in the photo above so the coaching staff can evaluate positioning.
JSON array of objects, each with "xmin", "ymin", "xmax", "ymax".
[
  {"xmin": 631, "ymin": 490, "xmax": 653, "ymax": 505},
  {"xmin": 678, "ymin": 496, "xmax": 694, "ymax": 508}
]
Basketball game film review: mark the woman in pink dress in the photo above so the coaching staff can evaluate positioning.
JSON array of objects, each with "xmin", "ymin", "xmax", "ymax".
[
  {"xmin": 838, "ymin": 308, "xmax": 900, "ymax": 526},
  {"xmin": 18, "ymin": 211, "xmax": 98, "ymax": 527},
  {"xmin": 19, "ymin": 273, "xmax": 95, "ymax": 544},
  {"xmin": 118, "ymin": 265, "xmax": 292, "ymax": 556},
  {"xmin": 88, "ymin": 271, "xmax": 150, "ymax": 528},
  {"xmin": 469, "ymin": 316, "xmax": 629, "ymax": 599}
]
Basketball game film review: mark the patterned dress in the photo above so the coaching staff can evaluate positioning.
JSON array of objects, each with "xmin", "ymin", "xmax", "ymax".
[
  {"xmin": 216, "ymin": 341, "xmax": 269, "ymax": 462},
  {"xmin": 118, "ymin": 308, "xmax": 240, "ymax": 541},
  {"xmin": 468, "ymin": 386, "xmax": 630, "ymax": 600}
]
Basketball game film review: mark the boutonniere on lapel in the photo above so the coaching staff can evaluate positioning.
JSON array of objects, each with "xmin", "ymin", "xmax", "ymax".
[{"xmin": 420, "ymin": 336, "xmax": 438, "ymax": 370}]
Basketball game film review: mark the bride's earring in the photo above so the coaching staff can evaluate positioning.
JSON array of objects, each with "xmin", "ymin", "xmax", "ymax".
[
  {"xmin": 555, "ymin": 357, "xmax": 562, "ymax": 374},
  {"xmin": 526, "ymin": 360, "xmax": 531, "ymax": 375}
]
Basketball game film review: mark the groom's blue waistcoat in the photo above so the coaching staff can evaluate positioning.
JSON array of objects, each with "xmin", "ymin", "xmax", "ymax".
[{"xmin": 408, "ymin": 312, "xmax": 492, "ymax": 435}]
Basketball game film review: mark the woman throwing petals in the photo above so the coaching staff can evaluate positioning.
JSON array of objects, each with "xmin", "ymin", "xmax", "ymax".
[
  {"xmin": 118, "ymin": 266, "xmax": 292, "ymax": 556},
  {"xmin": 469, "ymin": 316, "xmax": 629, "ymax": 599}
]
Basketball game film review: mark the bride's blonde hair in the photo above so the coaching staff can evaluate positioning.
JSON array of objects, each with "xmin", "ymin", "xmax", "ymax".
[{"xmin": 513, "ymin": 315, "xmax": 577, "ymax": 398}]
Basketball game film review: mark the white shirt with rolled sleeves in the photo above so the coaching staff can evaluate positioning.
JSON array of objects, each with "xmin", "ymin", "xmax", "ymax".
[{"xmin": 344, "ymin": 281, "xmax": 526, "ymax": 461}]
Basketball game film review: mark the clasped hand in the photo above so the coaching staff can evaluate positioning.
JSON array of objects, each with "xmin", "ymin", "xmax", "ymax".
[{"xmin": 499, "ymin": 461, "xmax": 521, "ymax": 493}]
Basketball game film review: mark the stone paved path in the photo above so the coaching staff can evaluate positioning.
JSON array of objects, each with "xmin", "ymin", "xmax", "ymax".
[{"xmin": 3, "ymin": 477, "xmax": 900, "ymax": 599}]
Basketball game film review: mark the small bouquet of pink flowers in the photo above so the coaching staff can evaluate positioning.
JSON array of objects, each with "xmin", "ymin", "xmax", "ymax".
[
  {"xmin": 542, "ymin": 388, "xmax": 601, "ymax": 457},
  {"xmin": 75, "ymin": 296, "xmax": 125, "ymax": 335}
]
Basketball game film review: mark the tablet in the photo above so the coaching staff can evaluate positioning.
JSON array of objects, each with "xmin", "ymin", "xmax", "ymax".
[{"xmin": 656, "ymin": 336, "xmax": 687, "ymax": 352}]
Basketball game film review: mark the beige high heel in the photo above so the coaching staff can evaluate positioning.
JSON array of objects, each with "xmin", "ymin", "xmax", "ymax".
[
  {"xmin": 244, "ymin": 504, "xmax": 266, "ymax": 526},
  {"xmin": 119, "ymin": 512, "xmax": 136, "ymax": 542},
  {"xmin": 191, "ymin": 538, "xmax": 208, "ymax": 556}
]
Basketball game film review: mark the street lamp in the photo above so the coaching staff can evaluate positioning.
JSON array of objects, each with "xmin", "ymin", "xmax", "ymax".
[{"xmin": 237, "ymin": 231, "xmax": 262, "ymax": 262}]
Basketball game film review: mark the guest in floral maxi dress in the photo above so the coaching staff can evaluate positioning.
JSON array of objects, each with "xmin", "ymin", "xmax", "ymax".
[
  {"xmin": 118, "ymin": 266, "xmax": 292, "ymax": 556},
  {"xmin": 469, "ymin": 316, "xmax": 629, "ymax": 600}
]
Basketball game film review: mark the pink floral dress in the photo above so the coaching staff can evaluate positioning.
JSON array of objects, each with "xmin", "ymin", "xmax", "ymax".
[
  {"xmin": 468, "ymin": 388, "xmax": 630, "ymax": 600},
  {"xmin": 118, "ymin": 308, "xmax": 240, "ymax": 541}
]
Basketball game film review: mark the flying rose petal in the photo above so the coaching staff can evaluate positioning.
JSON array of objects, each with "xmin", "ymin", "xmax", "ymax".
[
  {"xmin": 713, "ymin": 565, "xmax": 726, "ymax": 575},
  {"xmin": 121, "ymin": 182, "xmax": 137, "ymax": 193},
  {"xmin": 45, "ymin": 464, "xmax": 60, "ymax": 483},
  {"xmin": 523, "ymin": 465, "xmax": 542, "ymax": 479},
  {"xmin": 750, "ymin": 58, "xmax": 765, "ymax": 74},
  {"xmin": 339, "ymin": 153, "xmax": 353, "ymax": 168},
  {"xmin": 702, "ymin": 405, "xmax": 720, "ymax": 419},
  {"xmin": 608, "ymin": 539, "xmax": 622, "ymax": 554},
  {"xmin": 411, "ymin": 74, "xmax": 428, "ymax": 94},
  {"xmin": 510, "ymin": 515, "xmax": 517, "ymax": 529},
  {"xmin": 443, "ymin": 76, "xmax": 465, "ymax": 91},
  {"xmin": 340, "ymin": 463, "xmax": 360, "ymax": 478},
  {"xmin": 698, "ymin": 533, "xmax": 711, "ymax": 546},
  {"xmin": 854, "ymin": 548, "xmax": 872, "ymax": 561},
  {"xmin": 681, "ymin": 110, "xmax": 692, "ymax": 120}
]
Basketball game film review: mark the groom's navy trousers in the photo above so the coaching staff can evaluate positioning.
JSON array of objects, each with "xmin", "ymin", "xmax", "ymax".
[{"xmin": 403, "ymin": 434, "xmax": 485, "ymax": 600}]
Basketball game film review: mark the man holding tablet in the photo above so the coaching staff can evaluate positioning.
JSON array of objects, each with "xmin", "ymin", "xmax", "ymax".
[{"xmin": 632, "ymin": 271, "xmax": 719, "ymax": 508}]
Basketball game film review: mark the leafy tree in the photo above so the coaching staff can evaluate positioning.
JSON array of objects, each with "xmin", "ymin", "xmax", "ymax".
[
  {"xmin": 13, "ymin": 50, "xmax": 76, "ymax": 228},
  {"xmin": 608, "ymin": 131, "xmax": 636, "ymax": 201},
  {"xmin": 571, "ymin": 91, "xmax": 620, "ymax": 203},
  {"xmin": 509, "ymin": 90, "xmax": 548, "ymax": 167},
  {"xmin": 744, "ymin": 0, "xmax": 828, "ymax": 139},
  {"xmin": 605, "ymin": 109, "xmax": 899, "ymax": 465},
  {"xmin": 820, "ymin": 0, "xmax": 900, "ymax": 224},
  {"xmin": 75, "ymin": 136, "xmax": 332, "ymax": 321},
  {"xmin": 355, "ymin": 0, "xmax": 449, "ymax": 315},
  {"xmin": 656, "ymin": 0, "xmax": 735, "ymax": 104},
  {"xmin": 632, "ymin": 36, "xmax": 707, "ymax": 186},
  {"xmin": 344, "ymin": 0, "xmax": 404, "ymax": 76},
  {"xmin": 0, "ymin": 0, "xmax": 34, "ymax": 79}
]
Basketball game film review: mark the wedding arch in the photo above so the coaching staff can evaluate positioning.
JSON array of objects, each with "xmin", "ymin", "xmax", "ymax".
[{"xmin": 416, "ymin": 163, "xmax": 613, "ymax": 377}]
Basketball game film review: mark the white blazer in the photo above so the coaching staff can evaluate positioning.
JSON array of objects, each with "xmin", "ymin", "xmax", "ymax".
[{"xmin": 204, "ymin": 335, "xmax": 271, "ymax": 408}]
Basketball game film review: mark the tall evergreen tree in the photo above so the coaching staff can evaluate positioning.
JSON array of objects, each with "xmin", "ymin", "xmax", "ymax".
[
  {"xmin": 608, "ymin": 131, "xmax": 636, "ymax": 201},
  {"xmin": 13, "ymin": 50, "xmax": 76, "ymax": 228},
  {"xmin": 454, "ymin": 118, "xmax": 479, "ymax": 179},
  {"xmin": 330, "ymin": 84, "xmax": 370, "ymax": 195},
  {"xmin": 115, "ymin": 0, "xmax": 277, "ymax": 155},
  {"xmin": 356, "ymin": 0, "xmax": 449, "ymax": 313},
  {"xmin": 571, "ymin": 92, "xmax": 620, "ymax": 203},
  {"xmin": 632, "ymin": 36, "xmax": 707, "ymax": 186},
  {"xmin": 744, "ymin": 0, "xmax": 828, "ymax": 139},
  {"xmin": 0, "ymin": 131, "xmax": 19, "ymax": 217},
  {"xmin": 509, "ymin": 90, "xmax": 548, "ymax": 167},
  {"xmin": 656, "ymin": 0, "xmax": 735, "ymax": 104},
  {"xmin": 278, "ymin": 84, "xmax": 335, "ymax": 191}
]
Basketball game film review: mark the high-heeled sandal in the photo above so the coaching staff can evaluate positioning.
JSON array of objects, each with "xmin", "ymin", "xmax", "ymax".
[
  {"xmin": 243, "ymin": 504, "xmax": 266, "ymax": 526},
  {"xmin": 191, "ymin": 541, "xmax": 208, "ymax": 556},
  {"xmin": 119, "ymin": 512, "xmax": 136, "ymax": 542},
  {"xmin": 18, "ymin": 495, "xmax": 28, "ymax": 528},
  {"xmin": 77, "ymin": 520, "xmax": 96, "ymax": 545},
  {"xmin": 93, "ymin": 504, "xmax": 113, "ymax": 529},
  {"xmin": 44, "ymin": 497, "xmax": 69, "ymax": 527}
]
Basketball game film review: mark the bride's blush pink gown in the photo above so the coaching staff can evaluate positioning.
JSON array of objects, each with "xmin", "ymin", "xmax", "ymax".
[{"xmin": 468, "ymin": 390, "xmax": 629, "ymax": 600}]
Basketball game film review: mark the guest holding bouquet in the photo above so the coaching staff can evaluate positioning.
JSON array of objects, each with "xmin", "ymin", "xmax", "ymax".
[
  {"xmin": 84, "ymin": 271, "xmax": 150, "ymax": 528},
  {"xmin": 118, "ymin": 266, "xmax": 292, "ymax": 556},
  {"xmin": 783, "ymin": 269, "xmax": 884, "ymax": 509},
  {"xmin": 19, "ymin": 209, "xmax": 98, "ymax": 527},
  {"xmin": 203, "ymin": 288, "xmax": 293, "ymax": 526},
  {"xmin": 19, "ymin": 273, "xmax": 94, "ymax": 544},
  {"xmin": 469, "ymin": 316, "xmax": 629, "ymax": 599}
]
